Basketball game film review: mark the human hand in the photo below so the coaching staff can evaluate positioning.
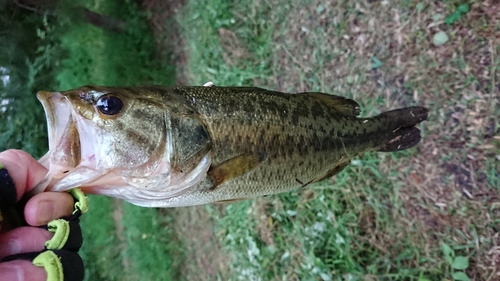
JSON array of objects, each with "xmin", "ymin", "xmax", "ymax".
[{"xmin": 0, "ymin": 150, "xmax": 84, "ymax": 281}]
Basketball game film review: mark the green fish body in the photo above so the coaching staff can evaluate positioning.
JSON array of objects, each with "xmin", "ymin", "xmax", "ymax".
[{"xmin": 33, "ymin": 85, "xmax": 428, "ymax": 207}]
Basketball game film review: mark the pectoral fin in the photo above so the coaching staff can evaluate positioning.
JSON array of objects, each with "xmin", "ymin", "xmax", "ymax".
[
  {"xmin": 207, "ymin": 152, "xmax": 268, "ymax": 189},
  {"xmin": 302, "ymin": 93, "xmax": 360, "ymax": 116}
]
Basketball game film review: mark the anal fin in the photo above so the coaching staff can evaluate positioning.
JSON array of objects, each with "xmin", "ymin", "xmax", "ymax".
[
  {"xmin": 207, "ymin": 152, "xmax": 268, "ymax": 189},
  {"xmin": 313, "ymin": 161, "xmax": 350, "ymax": 183},
  {"xmin": 213, "ymin": 198, "xmax": 247, "ymax": 204}
]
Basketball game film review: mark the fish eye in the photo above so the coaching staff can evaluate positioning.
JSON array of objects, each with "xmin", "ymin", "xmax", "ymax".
[{"xmin": 96, "ymin": 94, "xmax": 123, "ymax": 116}]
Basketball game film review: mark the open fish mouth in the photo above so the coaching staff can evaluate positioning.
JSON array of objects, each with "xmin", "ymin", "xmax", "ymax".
[
  {"xmin": 35, "ymin": 91, "xmax": 98, "ymax": 193},
  {"xmin": 38, "ymin": 91, "xmax": 80, "ymax": 168}
]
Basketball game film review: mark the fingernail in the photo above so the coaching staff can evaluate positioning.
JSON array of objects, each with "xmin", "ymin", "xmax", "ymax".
[
  {"xmin": 36, "ymin": 201, "xmax": 55, "ymax": 225},
  {"xmin": 0, "ymin": 264, "xmax": 23, "ymax": 281},
  {"xmin": 0, "ymin": 163, "xmax": 17, "ymax": 208}
]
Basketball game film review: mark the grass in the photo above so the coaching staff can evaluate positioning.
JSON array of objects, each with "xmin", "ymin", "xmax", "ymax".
[
  {"xmin": 166, "ymin": 0, "xmax": 500, "ymax": 280},
  {"xmin": 21, "ymin": 0, "xmax": 499, "ymax": 279}
]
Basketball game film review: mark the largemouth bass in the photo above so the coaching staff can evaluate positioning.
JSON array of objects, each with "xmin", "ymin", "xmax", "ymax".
[{"xmin": 32, "ymin": 85, "xmax": 428, "ymax": 207}]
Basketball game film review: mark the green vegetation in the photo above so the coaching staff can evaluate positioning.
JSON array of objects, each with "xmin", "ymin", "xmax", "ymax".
[
  {"xmin": 0, "ymin": 2, "xmax": 51, "ymax": 157},
  {"xmin": 2, "ymin": 0, "xmax": 178, "ymax": 280},
  {"xmin": 2, "ymin": 0, "xmax": 499, "ymax": 280},
  {"xmin": 174, "ymin": 0, "xmax": 500, "ymax": 280}
]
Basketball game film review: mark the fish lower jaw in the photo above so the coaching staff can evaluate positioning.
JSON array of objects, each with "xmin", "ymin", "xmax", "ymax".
[{"xmin": 90, "ymin": 154, "xmax": 212, "ymax": 207}]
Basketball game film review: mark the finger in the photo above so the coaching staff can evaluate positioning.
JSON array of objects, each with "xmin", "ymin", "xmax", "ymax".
[
  {"xmin": 0, "ymin": 260, "xmax": 47, "ymax": 281},
  {"xmin": 0, "ymin": 227, "xmax": 52, "ymax": 260},
  {"xmin": 24, "ymin": 192, "xmax": 74, "ymax": 226},
  {"xmin": 0, "ymin": 150, "xmax": 48, "ymax": 203}
]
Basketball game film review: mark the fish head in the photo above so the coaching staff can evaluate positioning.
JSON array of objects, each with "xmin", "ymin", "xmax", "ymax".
[{"xmin": 36, "ymin": 86, "xmax": 170, "ymax": 194}]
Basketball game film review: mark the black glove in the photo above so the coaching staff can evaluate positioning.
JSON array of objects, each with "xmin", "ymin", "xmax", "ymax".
[{"xmin": 0, "ymin": 165, "xmax": 87, "ymax": 281}]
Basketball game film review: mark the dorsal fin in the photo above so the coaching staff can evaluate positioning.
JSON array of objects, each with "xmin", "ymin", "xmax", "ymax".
[{"xmin": 301, "ymin": 92, "xmax": 361, "ymax": 116}]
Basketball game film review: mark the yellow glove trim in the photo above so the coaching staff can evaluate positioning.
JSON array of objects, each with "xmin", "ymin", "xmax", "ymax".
[
  {"xmin": 33, "ymin": 251, "xmax": 64, "ymax": 281},
  {"xmin": 45, "ymin": 219, "xmax": 70, "ymax": 250},
  {"xmin": 68, "ymin": 188, "xmax": 88, "ymax": 214}
]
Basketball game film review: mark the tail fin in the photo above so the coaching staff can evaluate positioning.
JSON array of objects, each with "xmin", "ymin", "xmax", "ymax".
[{"xmin": 377, "ymin": 106, "xmax": 428, "ymax": 152}]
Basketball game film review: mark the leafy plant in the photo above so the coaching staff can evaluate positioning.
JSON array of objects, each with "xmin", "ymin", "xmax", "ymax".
[
  {"xmin": 445, "ymin": 3, "xmax": 470, "ymax": 25},
  {"xmin": 441, "ymin": 242, "xmax": 470, "ymax": 281}
]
